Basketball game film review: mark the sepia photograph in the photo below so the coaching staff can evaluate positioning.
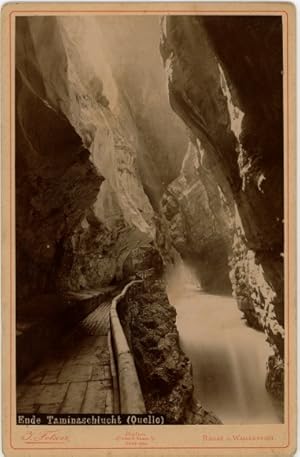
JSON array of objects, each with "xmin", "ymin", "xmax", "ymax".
[
  {"xmin": 1, "ymin": 3, "xmax": 296, "ymax": 455},
  {"xmin": 14, "ymin": 12, "xmax": 286, "ymax": 426}
]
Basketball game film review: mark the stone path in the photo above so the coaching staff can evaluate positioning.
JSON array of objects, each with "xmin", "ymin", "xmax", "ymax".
[{"xmin": 17, "ymin": 300, "xmax": 113, "ymax": 414}]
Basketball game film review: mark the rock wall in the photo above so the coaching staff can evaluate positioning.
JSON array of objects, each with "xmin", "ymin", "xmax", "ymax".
[
  {"xmin": 16, "ymin": 16, "xmax": 156, "ymax": 239},
  {"xmin": 57, "ymin": 208, "xmax": 154, "ymax": 292},
  {"xmin": 15, "ymin": 16, "xmax": 161, "ymax": 303},
  {"xmin": 160, "ymin": 141, "xmax": 232, "ymax": 293},
  {"xmin": 15, "ymin": 16, "xmax": 186, "ymax": 300},
  {"xmin": 16, "ymin": 68, "xmax": 102, "ymax": 304},
  {"xmin": 161, "ymin": 15, "xmax": 284, "ymax": 400},
  {"xmin": 118, "ymin": 279, "xmax": 221, "ymax": 424},
  {"xmin": 88, "ymin": 16, "xmax": 188, "ymax": 207}
]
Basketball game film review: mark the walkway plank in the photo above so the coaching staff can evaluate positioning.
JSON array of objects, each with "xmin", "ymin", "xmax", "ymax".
[{"xmin": 17, "ymin": 300, "xmax": 113, "ymax": 414}]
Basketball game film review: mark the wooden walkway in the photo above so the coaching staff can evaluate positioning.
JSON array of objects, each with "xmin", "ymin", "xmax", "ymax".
[{"xmin": 17, "ymin": 300, "xmax": 113, "ymax": 414}]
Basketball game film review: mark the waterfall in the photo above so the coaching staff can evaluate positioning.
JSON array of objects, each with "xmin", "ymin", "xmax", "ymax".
[{"xmin": 167, "ymin": 262, "xmax": 282, "ymax": 424}]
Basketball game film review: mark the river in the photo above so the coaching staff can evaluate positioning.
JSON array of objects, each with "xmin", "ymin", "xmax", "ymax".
[{"xmin": 167, "ymin": 266, "xmax": 282, "ymax": 424}]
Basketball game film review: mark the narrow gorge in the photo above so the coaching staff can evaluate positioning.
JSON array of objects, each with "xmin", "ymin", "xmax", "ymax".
[{"xmin": 16, "ymin": 15, "xmax": 284, "ymax": 424}]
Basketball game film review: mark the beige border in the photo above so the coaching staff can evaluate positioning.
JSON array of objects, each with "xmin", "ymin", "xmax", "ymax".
[{"xmin": 1, "ymin": 3, "xmax": 297, "ymax": 456}]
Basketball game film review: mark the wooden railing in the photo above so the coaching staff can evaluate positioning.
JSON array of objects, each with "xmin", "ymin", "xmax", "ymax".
[{"xmin": 109, "ymin": 280, "xmax": 146, "ymax": 414}]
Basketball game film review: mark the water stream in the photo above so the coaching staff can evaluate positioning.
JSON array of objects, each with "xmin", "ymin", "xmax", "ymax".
[{"xmin": 167, "ymin": 264, "xmax": 282, "ymax": 424}]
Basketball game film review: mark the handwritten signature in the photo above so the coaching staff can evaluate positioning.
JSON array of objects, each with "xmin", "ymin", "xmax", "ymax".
[{"xmin": 21, "ymin": 430, "xmax": 70, "ymax": 443}]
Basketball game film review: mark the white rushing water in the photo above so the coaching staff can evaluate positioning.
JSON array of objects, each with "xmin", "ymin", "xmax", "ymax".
[{"xmin": 167, "ymin": 264, "xmax": 282, "ymax": 424}]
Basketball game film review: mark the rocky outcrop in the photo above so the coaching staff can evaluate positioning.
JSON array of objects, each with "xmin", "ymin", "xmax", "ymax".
[
  {"xmin": 161, "ymin": 141, "xmax": 232, "ymax": 293},
  {"xmin": 118, "ymin": 279, "xmax": 221, "ymax": 424},
  {"xmin": 123, "ymin": 245, "xmax": 164, "ymax": 279},
  {"xmin": 57, "ymin": 207, "xmax": 154, "ymax": 291},
  {"xmin": 161, "ymin": 16, "xmax": 284, "ymax": 399},
  {"xmin": 57, "ymin": 214, "xmax": 118, "ymax": 292}
]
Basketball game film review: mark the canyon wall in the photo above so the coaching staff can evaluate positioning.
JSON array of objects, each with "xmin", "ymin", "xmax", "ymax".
[
  {"xmin": 16, "ymin": 16, "xmax": 158, "ymax": 307},
  {"xmin": 161, "ymin": 15, "xmax": 284, "ymax": 400},
  {"xmin": 16, "ymin": 14, "xmax": 284, "ymax": 418},
  {"xmin": 16, "ymin": 16, "xmax": 207, "ymax": 422},
  {"xmin": 160, "ymin": 141, "xmax": 232, "ymax": 293},
  {"xmin": 15, "ymin": 67, "xmax": 102, "ymax": 307},
  {"xmin": 15, "ymin": 17, "xmax": 189, "ymax": 300}
]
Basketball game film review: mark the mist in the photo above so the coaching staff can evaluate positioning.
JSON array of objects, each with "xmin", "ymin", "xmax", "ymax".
[{"xmin": 58, "ymin": 15, "xmax": 189, "ymax": 205}]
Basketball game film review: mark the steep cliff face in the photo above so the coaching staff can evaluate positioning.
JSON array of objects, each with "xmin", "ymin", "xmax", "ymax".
[
  {"xmin": 161, "ymin": 16, "xmax": 284, "ymax": 399},
  {"xmin": 16, "ymin": 16, "xmax": 161, "ymax": 300},
  {"xmin": 17, "ymin": 16, "xmax": 156, "ymax": 239},
  {"xmin": 89, "ymin": 16, "xmax": 188, "ymax": 206},
  {"xmin": 16, "ymin": 16, "xmax": 188, "ymax": 295}
]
